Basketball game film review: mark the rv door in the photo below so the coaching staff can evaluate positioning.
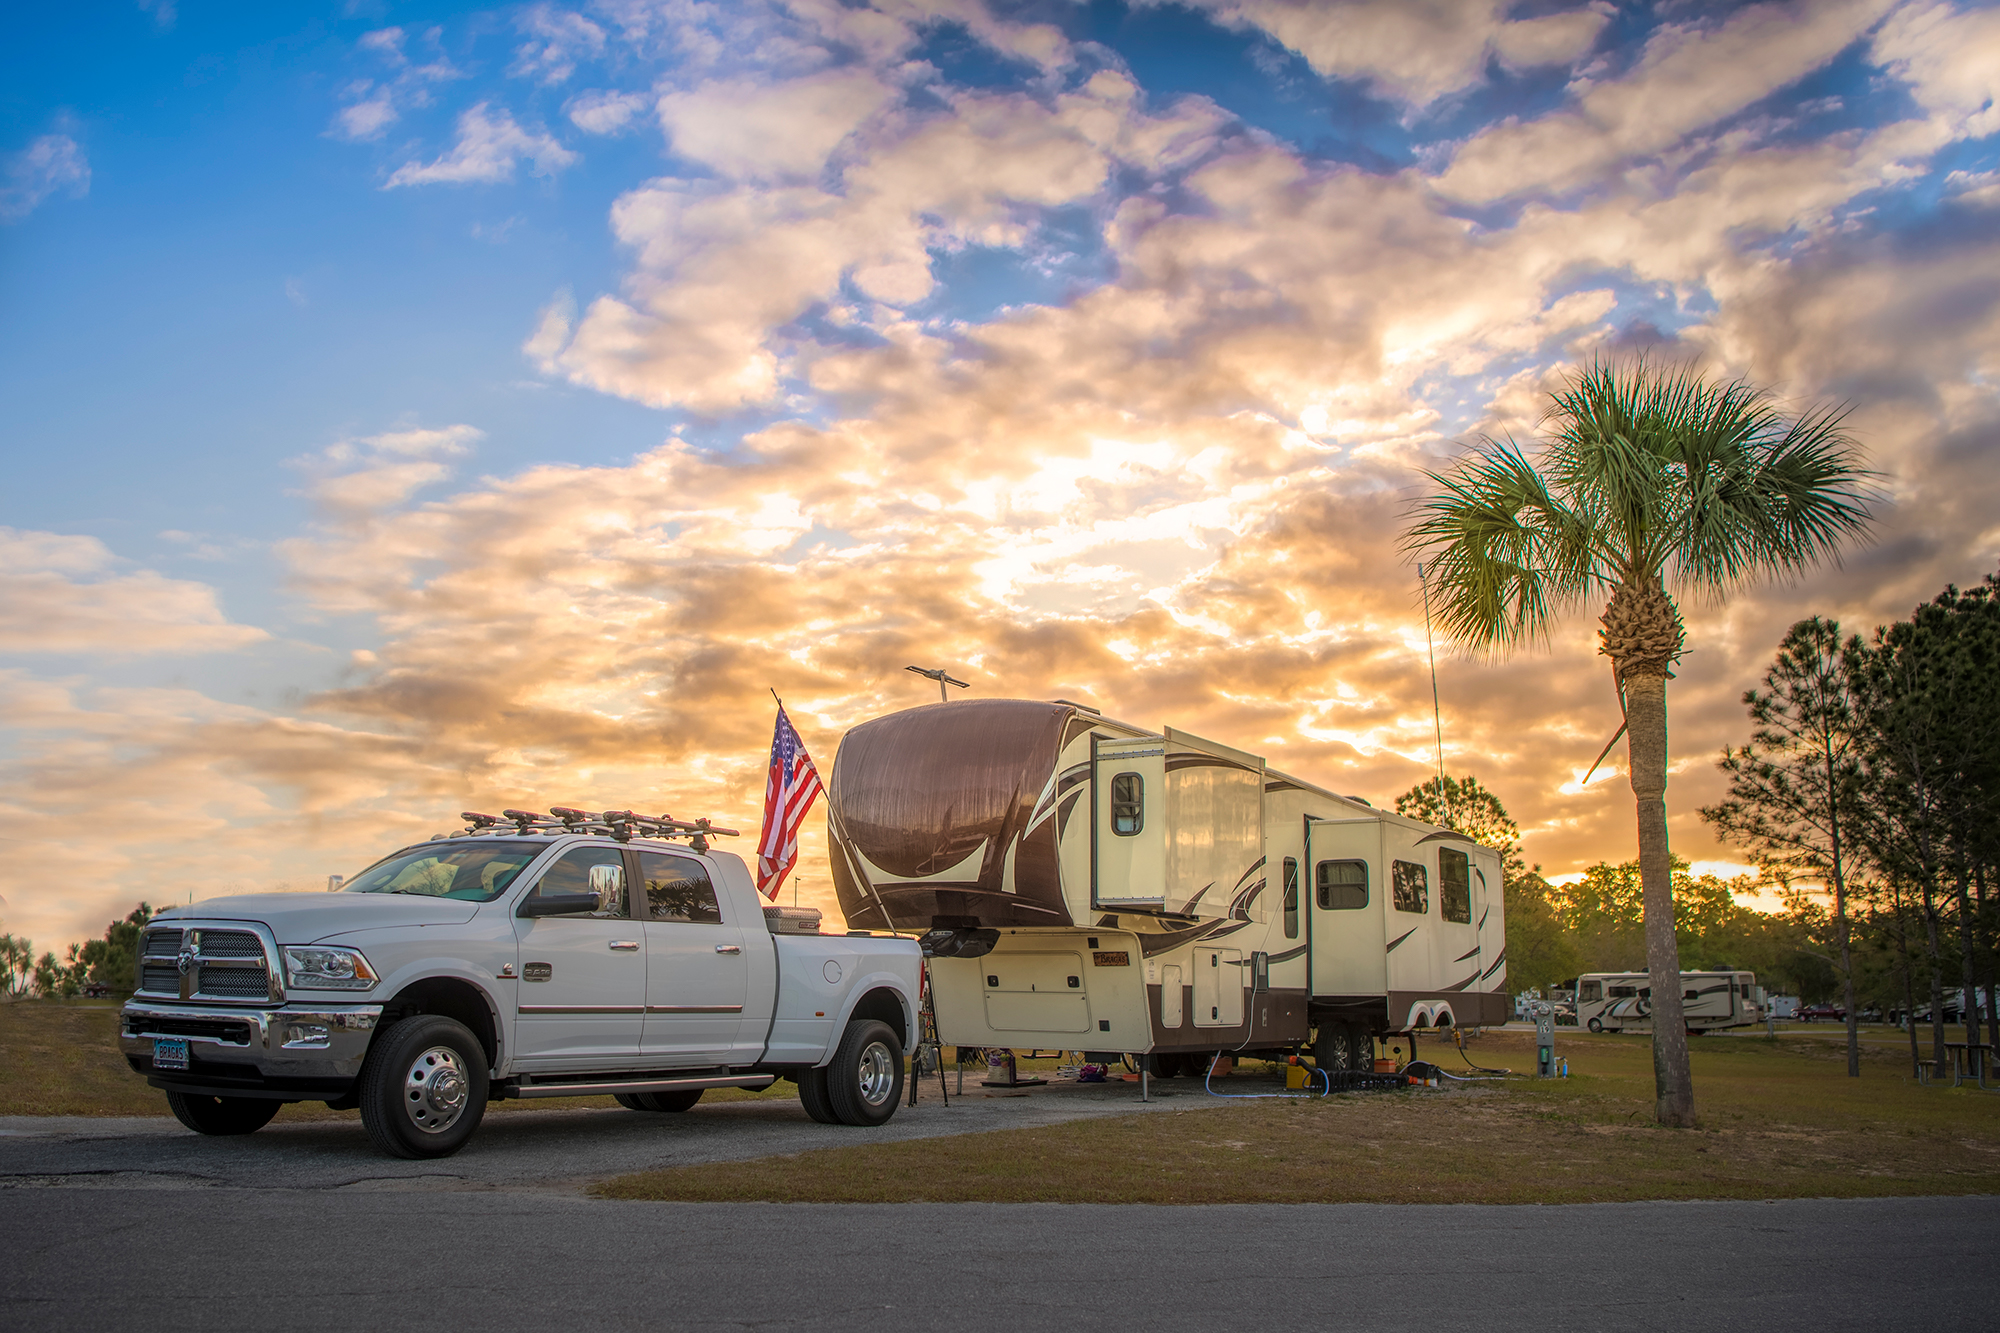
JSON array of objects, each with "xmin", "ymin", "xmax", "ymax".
[{"xmin": 1093, "ymin": 736, "xmax": 1166, "ymax": 908}]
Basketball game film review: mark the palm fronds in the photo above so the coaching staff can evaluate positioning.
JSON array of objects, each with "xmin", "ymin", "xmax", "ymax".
[{"xmin": 1405, "ymin": 358, "xmax": 1880, "ymax": 650}]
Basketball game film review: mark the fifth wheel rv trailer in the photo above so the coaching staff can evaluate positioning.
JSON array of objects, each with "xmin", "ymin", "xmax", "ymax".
[
  {"xmin": 824, "ymin": 699, "xmax": 1508, "ymax": 1072},
  {"xmin": 1575, "ymin": 970, "xmax": 1765, "ymax": 1033}
]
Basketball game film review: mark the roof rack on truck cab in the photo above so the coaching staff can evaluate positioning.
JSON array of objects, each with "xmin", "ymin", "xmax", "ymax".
[{"xmin": 449, "ymin": 806, "xmax": 741, "ymax": 852}]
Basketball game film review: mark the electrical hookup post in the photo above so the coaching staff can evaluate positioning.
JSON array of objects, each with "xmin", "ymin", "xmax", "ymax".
[{"xmin": 1532, "ymin": 1000, "xmax": 1557, "ymax": 1078}]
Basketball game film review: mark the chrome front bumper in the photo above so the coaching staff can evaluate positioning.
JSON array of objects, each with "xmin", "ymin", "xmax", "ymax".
[{"xmin": 120, "ymin": 1001, "xmax": 384, "ymax": 1081}]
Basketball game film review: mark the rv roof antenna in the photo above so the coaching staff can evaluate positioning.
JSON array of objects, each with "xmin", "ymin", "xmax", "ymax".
[
  {"xmin": 1417, "ymin": 561, "xmax": 1451, "ymax": 829},
  {"xmin": 905, "ymin": 664, "xmax": 969, "ymax": 704}
]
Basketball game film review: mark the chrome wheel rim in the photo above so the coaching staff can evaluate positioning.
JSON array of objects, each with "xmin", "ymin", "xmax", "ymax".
[
  {"xmin": 402, "ymin": 1045, "xmax": 469, "ymax": 1134},
  {"xmin": 856, "ymin": 1040, "xmax": 896, "ymax": 1107}
]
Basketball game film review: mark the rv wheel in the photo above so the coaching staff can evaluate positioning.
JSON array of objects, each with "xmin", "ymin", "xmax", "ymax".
[
  {"xmin": 1348, "ymin": 1028, "xmax": 1374, "ymax": 1071},
  {"xmin": 1587, "ymin": 1017, "xmax": 1604, "ymax": 1033},
  {"xmin": 1314, "ymin": 1026, "xmax": 1357, "ymax": 1072}
]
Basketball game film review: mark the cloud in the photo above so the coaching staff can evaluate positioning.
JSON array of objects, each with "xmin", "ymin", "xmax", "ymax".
[
  {"xmin": 1, "ymin": 133, "xmax": 90, "ymax": 222},
  {"xmin": 1434, "ymin": 0, "xmax": 1899, "ymax": 202},
  {"xmin": 291, "ymin": 424, "xmax": 483, "ymax": 519},
  {"xmin": 385, "ymin": 103, "xmax": 577, "ymax": 187},
  {"xmin": 567, "ymin": 89, "xmax": 650, "ymax": 135},
  {"xmin": 512, "ymin": 5, "xmax": 607, "ymax": 84},
  {"xmin": 329, "ymin": 26, "xmax": 464, "ymax": 143},
  {"xmin": 331, "ymin": 84, "xmax": 399, "ymax": 141},
  {"xmin": 1163, "ymin": 0, "xmax": 1611, "ymax": 106},
  {"xmin": 540, "ymin": 72, "xmax": 1225, "ymax": 410},
  {"xmin": 0, "ymin": 529, "xmax": 269, "ymax": 657},
  {"xmin": 1873, "ymin": 1, "xmax": 2000, "ymax": 141}
]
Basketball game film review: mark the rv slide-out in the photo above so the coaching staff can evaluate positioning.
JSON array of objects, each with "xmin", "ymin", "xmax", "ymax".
[{"xmin": 826, "ymin": 699, "xmax": 1508, "ymax": 1066}]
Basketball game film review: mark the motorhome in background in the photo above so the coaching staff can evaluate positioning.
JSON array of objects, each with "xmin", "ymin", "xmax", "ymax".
[
  {"xmin": 1574, "ymin": 970, "xmax": 1765, "ymax": 1034},
  {"xmin": 824, "ymin": 698, "xmax": 1508, "ymax": 1073}
]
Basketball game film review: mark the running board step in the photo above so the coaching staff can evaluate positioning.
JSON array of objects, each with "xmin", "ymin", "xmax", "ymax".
[{"xmin": 501, "ymin": 1072, "xmax": 777, "ymax": 1100}]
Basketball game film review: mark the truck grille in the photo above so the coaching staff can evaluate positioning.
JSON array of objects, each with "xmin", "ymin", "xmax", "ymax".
[
  {"xmin": 135, "ymin": 927, "xmax": 275, "ymax": 1002},
  {"xmin": 127, "ymin": 1014, "xmax": 254, "ymax": 1045}
]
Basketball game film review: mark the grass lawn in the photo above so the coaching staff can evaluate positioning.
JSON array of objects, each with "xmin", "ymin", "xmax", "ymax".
[
  {"xmin": 0, "ymin": 1000, "xmax": 796, "ymax": 1120},
  {"xmin": 597, "ymin": 1029, "xmax": 2000, "ymax": 1204}
]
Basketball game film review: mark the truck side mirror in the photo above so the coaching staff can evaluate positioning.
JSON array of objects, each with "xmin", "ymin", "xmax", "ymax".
[{"xmin": 518, "ymin": 892, "xmax": 600, "ymax": 918}]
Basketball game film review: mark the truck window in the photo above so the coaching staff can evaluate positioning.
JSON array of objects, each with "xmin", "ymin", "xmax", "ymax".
[
  {"xmin": 640, "ymin": 851, "xmax": 723, "ymax": 924},
  {"xmin": 1580, "ymin": 980, "xmax": 1602, "ymax": 1002},
  {"xmin": 1439, "ymin": 848, "xmax": 1471, "ymax": 924},
  {"xmin": 1391, "ymin": 860, "xmax": 1428, "ymax": 914},
  {"xmin": 344, "ymin": 840, "xmax": 547, "ymax": 902},
  {"xmin": 1283, "ymin": 858, "xmax": 1299, "ymax": 938},
  {"xmin": 1315, "ymin": 860, "xmax": 1367, "ymax": 910},
  {"xmin": 523, "ymin": 847, "xmax": 629, "ymax": 917},
  {"xmin": 1110, "ymin": 772, "xmax": 1144, "ymax": 836}
]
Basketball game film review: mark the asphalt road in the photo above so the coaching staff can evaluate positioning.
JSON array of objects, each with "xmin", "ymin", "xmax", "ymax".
[{"xmin": 3, "ymin": 1191, "xmax": 1990, "ymax": 1331}]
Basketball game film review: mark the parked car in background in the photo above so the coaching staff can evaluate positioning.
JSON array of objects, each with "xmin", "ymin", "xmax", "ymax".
[{"xmin": 1796, "ymin": 1003, "xmax": 1845, "ymax": 1022}]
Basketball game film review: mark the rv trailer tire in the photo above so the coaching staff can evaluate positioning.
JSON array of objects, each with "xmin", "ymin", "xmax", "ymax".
[
  {"xmin": 1587, "ymin": 1018, "xmax": 1604, "ymax": 1033},
  {"xmin": 1314, "ymin": 1025, "xmax": 1359, "ymax": 1072},
  {"xmin": 1348, "ymin": 1027, "xmax": 1374, "ymax": 1072}
]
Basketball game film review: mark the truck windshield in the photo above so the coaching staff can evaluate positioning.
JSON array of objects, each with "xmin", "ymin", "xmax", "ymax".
[{"xmin": 344, "ymin": 841, "xmax": 549, "ymax": 901}]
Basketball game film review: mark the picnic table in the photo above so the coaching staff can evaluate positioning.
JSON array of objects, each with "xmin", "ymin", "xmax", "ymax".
[{"xmin": 1916, "ymin": 1041, "xmax": 2000, "ymax": 1089}]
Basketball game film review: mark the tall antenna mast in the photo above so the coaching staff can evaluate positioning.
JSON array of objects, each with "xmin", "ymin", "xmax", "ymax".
[{"xmin": 1417, "ymin": 561, "xmax": 1450, "ymax": 828}]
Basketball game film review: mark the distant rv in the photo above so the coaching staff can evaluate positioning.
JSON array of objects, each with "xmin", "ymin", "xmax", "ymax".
[
  {"xmin": 1575, "ymin": 970, "xmax": 1766, "ymax": 1034},
  {"xmin": 824, "ymin": 699, "xmax": 1508, "ymax": 1071}
]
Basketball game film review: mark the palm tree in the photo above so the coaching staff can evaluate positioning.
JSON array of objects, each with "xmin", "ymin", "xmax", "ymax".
[{"xmin": 1404, "ymin": 360, "xmax": 1875, "ymax": 1125}]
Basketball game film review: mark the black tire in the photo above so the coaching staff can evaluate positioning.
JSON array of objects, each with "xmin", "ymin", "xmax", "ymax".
[
  {"xmin": 613, "ymin": 1093, "xmax": 647, "ymax": 1111},
  {"xmin": 797, "ymin": 1066, "xmax": 840, "ymax": 1124},
  {"xmin": 1314, "ymin": 1025, "xmax": 1356, "ymax": 1073},
  {"xmin": 165, "ymin": 1090, "xmax": 279, "ymax": 1136},
  {"xmin": 634, "ymin": 1089, "xmax": 703, "ymax": 1113},
  {"xmin": 1587, "ymin": 1017, "xmax": 1604, "ymax": 1033},
  {"xmin": 356, "ymin": 1015, "xmax": 488, "ymax": 1160},
  {"xmin": 824, "ymin": 1019, "xmax": 904, "ymax": 1127},
  {"xmin": 1349, "ymin": 1027, "xmax": 1374, "ymax": 1071}
]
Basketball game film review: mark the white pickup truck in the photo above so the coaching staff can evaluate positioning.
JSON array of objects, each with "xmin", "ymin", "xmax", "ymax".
[{"xmin": 118, "ymin": 811, "xmax": 922, "ymax": 1159}]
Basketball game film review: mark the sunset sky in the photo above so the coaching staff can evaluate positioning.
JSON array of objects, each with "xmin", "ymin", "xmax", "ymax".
[{"xmin": 3, "ymin": 0, "xmax": 1998, "ymax": 950}]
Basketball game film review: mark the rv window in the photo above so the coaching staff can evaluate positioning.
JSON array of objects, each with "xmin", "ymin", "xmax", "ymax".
[
  {"xmin": 1439, "ymin": 848, "xmax": 1471, "ymax": 924},
  {"xmin": 1580, "ymin": 980, "xmax": 1603, "ymax": 1002},
  {"xmin": 1391, "ymin": 860, "xmax": 1428, "ymax": 914},
  {"xmin": 1610, "ymin": 985, "xmax": 1637, "ymax": 998},
  {"xmin": 1315, "ymin": 860, "xmax": 1367, "ymax": 910},
  {"xmin": 1282, "ymin": 858, "xmax": 1299, "ymax": 939},
  {"xmin": 1110, "ymin": 772, "xmax": 1144, "ymax": 836}
]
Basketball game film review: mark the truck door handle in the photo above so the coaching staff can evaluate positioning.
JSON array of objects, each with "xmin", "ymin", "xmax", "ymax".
[
  {"xmin": 715, "ymin": 944, "xmax": 741, "ymax": 954},
  {"xmin": 608, "ymin": 940, "xmax": 640, "ymax": 952}
]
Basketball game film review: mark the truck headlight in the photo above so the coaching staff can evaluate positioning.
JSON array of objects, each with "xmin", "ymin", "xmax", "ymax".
[{"xmin": 282, "ymin": 946, "xmax": 378, "ymax": 991}]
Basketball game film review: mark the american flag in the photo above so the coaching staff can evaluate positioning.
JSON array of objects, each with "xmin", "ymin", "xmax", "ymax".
[{"xmin": 755, "ymin": 705, "xmax": 824, "ymax": 900}]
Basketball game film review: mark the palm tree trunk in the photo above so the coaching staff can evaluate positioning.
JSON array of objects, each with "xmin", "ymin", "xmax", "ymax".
[{"xmin": 1625, "ymin": 672, "xmax": 1695, "ymax": 1125}]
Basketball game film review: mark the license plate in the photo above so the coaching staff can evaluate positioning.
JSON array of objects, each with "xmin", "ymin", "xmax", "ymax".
[{"xmin": 153, "ymin": 1037, "xmax": 189, "ymax": 1071}]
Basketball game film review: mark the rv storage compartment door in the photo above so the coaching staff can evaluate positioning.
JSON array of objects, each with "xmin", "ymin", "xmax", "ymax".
[
  {"xmin": 1093, "ymin": 738, "xmax": 1165, "ymax": 908},
  {"xmin": 1193, "ymin": 947, "xmax": 1244, "ymax": 1027},
  {"xmin": 1159, "ymin": 964, "xmax": 1184, "ymax": 1030},
  {"xmin": 984, "ymin": 951, "xmax": 1092, "ymax": 1034}
]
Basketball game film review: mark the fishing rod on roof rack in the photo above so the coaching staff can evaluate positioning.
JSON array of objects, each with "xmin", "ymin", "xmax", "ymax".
[{"xmin": 457, "ymin": 807, "xmax": 741, "ymax": 852}]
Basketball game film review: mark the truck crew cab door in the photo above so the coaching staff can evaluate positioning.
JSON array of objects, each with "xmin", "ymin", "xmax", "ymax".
[
  {"xmin": 512, "ymin": 845, "xmax": 647, "ymax": 1071},
  {"xmin": 635, "ymin": 849, "xmax": 748, "ymax": 1067}
]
